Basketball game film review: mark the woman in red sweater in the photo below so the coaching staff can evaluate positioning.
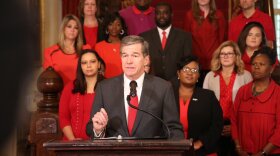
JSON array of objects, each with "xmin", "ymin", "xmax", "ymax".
[
  {"xmin": 95, "ymin": 12, "xmax": 127, "ymax": 78},
  {"xmin": 231, "ymin": 46, "xmax": 280, "ymax": 155},
  {"xmin": 59, "ymin": 49, "xmax": 104, "ymax": 140},
  {"xmin": 43, "ymin": 14, "xmax": 91, "ymax": 86},
  {"xmin": 184, "ymin": 0, "xmax": 226, "ymax": 87}
]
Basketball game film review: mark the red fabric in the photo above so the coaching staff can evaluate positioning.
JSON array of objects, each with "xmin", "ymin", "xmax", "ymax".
[
  {"xmin": 231, "ymin": 80, "xmax": 280, "ymax": 154},
  {"xmin": 184, "ymin": 9, "xmax": 226, "ymax": 70},
  {"xmin": 128, "ymin": 95, "xmax": 138, "ymax": 136},
  {"xmin": 43, "ymin": 44, "xmax": 91, "ymax": 85},
  {"xmin": 132, "ymin": 5, "xmax": 154, "ymax": 15},
  {"xmin": 95, "ymin": 41, "xmax": 123, "ymax": 78},
  {"xmin": 179, "ymin": 98, "xmax": 190, "ymax": 139},
  {"xmin": 62, "ymin": 0, "xmax": 79, "ymax": 17},
  {"xmin": 228, "ymin": 9, "xmax": 276, "ymax": 42},
  {"xmin": 219, "ymin": 72, "xmax": 236, "ymax": 119},
  {"xmin": 59, "ymin": 82, "xmax": 95, "ymax": 140},
  {"xmin": 161, "ymin": 31, "xmax": 167, "ymax": 49},
  {"xmin": 83, "ymin": 26, "xmax": 98, "ymax": 49}
]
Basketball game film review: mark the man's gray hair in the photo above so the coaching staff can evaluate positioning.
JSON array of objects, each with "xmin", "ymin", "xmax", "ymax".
[{"xmin": 120, "ymin": 35, "xmax": 149, "ymax": 56}]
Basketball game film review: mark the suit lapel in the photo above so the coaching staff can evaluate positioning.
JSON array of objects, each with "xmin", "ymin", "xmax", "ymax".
[
  {"xmin": 131, "ymin": 74, "xmax": 153, "ymax": 135},
  {"xmin": 153, "ymin": 29, "xmax": 164, "ymax": 53}
]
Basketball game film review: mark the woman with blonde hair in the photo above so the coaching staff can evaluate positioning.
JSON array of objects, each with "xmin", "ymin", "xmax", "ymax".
[
  {"xmin": 43, "ymin": 14, "xmax": 91, "ymax": 85},
  {"xmin": 203, "ymin": 40, "xmax": 252, "ymax": 156}
]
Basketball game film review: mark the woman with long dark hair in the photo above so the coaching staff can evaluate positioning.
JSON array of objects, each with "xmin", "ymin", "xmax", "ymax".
[{"xmin": 59, "ymin": 49, "xmax": 104, "ymax": 140}]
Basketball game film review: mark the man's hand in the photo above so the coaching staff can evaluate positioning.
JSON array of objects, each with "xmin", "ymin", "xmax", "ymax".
[{"xmin": 92, "ymin": 108, "xmax": 108, "ymax": 135}]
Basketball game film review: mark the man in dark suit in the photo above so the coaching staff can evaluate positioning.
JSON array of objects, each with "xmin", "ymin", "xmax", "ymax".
[
  {"xmin": 140, "ymin": 2, "xmax": 192, "ymax": 80},
  {"xmin": 86, "ymin": 35, "xmax": 184, "ymax": 139}
]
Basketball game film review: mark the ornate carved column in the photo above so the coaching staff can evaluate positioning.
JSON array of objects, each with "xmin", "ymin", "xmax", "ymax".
[{"xmin": 29, "ymin": 67, "xmax": 63, "ymax": 156}]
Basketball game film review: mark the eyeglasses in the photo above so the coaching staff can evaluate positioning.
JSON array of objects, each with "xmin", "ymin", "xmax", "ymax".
[
  {"xmin": 182, "ymin": 67, "xmax": 199, "ymax": 73},
  {"xmin": 219, "ymin": 52, "xmax": 235, "ymax": 58}
]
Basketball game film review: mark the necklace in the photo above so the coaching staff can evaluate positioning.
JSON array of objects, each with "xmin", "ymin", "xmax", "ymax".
[{"xmin": 252, "ymin": 84, "xmax": 267, "ymax": 96}]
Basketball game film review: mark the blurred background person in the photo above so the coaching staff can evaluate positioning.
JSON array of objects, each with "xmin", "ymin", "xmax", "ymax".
[
  {"xmin": 231, "ymin": 46, "xmax": 280, "ymax": 156},
  {"xmin": 237, "ymin": 22, "xmax": 267, "ymax": 72},
  {"xmin": 203, "ymin": 41, "xmax": 252, "ymax": 156},
  {"xmin": 172, "ymin": 55, "xmax": 223, "ymax": 156},
  {"xmin": 119, "ymin": 0, "xmax": 155, "ymax": 35},
  {"xmin": 59, "ymin": 49, "xmax": 104, "ymax": 140},
  {"xmin": 43, "ymin": 14, "xmax": 91, "ymax": 86},
  {"xmin": 95, "ymin": 12, "xmax": 127, "ymax": 78},
  {"xmin": 78, "ymin": 0, "xmax": 105, "ymax": 49},
  {"xmin": 184, "ymin": 0, "xmax": 226, "ymax": 87}
]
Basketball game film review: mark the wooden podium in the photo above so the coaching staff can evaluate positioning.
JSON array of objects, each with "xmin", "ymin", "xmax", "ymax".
[{"xmin": 44, "ymin": 139, "xmax": 194, "ymax": 156}]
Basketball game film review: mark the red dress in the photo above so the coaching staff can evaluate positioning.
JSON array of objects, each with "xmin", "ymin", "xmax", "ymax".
[
  {"xmin": 231, "ymin": 80, "xmax": 280, "ymax": 154},
  {"xmin": 184, "ymin": 10, "xmax": 226, "ymax": 70},
  {"xmin": 95, "ymin": 41, "xmax": 123, "ymax": 78},
  {"xmin": 43, "ymin": 44, "xmax": 91, "ymax": 85},
  {"xmin": 59, "ymin": 82, "xmax": 95, "ymax": 140}
]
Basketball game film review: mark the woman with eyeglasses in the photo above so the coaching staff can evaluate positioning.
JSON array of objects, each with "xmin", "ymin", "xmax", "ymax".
[
  {"xmin": 231, "ymin": 46, "xmax": 280, "ymax": 155},
  {"xmin": 203, "ymin": 41, "xmax": 252, "ymax": 156},
  {"xmin": 171, "ymin": 55, "xmax": 223, "ymax": 156}
]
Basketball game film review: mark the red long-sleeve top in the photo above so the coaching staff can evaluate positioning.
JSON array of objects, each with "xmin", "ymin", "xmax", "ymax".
[
  {"xmin": 231, "ymin": 80, "xmax": 280, "ymax": 154},
  {"xmin": 59, "ymin": 82, "xmax": 95, "ymax": 140},
  {"xmin": 184, "ymin": 9, "xmax": 226, "ymax": 70}
]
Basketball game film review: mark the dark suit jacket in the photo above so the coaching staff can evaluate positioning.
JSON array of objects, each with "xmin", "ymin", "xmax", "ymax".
[
  {"xmin": 86, "ymin": 74, "xmax": 184, "ymax": 139},
  {"xmin": 171, "ymin": 79, "xmax": 223, "ymax": 155},
  {"xmin": 140, "ymin": 27, "xmax": 192, "ymax": 80}
]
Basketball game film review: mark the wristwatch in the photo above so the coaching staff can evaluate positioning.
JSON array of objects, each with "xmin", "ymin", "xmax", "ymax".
[{"xmin": 261, "ymin": 150, "xmax": 267, "ymax": 156}]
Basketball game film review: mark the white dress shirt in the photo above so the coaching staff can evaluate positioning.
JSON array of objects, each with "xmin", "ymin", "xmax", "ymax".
[{"xmin": 157, "ymin": 25, "xmax": 172, "ymax": 41}]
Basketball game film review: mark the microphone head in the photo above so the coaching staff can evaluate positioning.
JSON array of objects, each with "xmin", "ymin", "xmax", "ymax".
[{"xmin": 129, "ymin": 80, "xmax": 137, "ymax": 97}]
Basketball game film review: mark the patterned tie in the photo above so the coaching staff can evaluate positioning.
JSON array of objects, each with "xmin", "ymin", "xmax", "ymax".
[
  {"xmin": 161, "ymin": 31, "xmax": 167, "ymax": 49},
  {"xmin": 127, "ymin": 82, "xmax": 139, "ymax": 136}
]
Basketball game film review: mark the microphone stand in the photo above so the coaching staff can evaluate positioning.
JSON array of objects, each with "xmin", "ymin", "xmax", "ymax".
[{"xmin": 126, "ymin": 95, "xmax": 171, "ymax": 139}]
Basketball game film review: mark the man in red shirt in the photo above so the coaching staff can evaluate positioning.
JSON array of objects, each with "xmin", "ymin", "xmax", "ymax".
[{"xmin": 228, "ymin": 0, "xmax": 275, "ymax": 48}]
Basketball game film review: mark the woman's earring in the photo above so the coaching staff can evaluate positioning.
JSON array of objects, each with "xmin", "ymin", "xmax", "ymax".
[
  {"xmin": 106, "ymin": 30, "xmax": 109, "ymax": 34},
  {"xmin": 120, "ymin": 29, "xmax": 124, "ymax": 35}
]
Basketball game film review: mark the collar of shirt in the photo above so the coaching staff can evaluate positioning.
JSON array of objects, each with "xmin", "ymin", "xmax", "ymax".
[
  {"xmin": 132, "ymin": 5, "xmax": 154, "ymax": 15},
  {"xmin": 123, "ymin": 73, "xmax": 145, "ymax": 120},
  {"xmin": 243, "ymin": 80, "xmax": 277, "ymax": 102},
  {"xmin": 157, "ymin": 25, "xmax": 172, "ymax": 41},
  {"xmin": 241, "ymin": 9, "xmax": 261, "ymax": 19}
]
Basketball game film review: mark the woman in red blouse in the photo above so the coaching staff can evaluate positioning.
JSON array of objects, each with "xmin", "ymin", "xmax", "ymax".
[
  {"xmin": 237, "ymin": 22, "xmax": 267, "ymax": 72},
  {"xmin": 59, "ymin": 49, "xmax": 105, "ymax": 140},
  {"xmin": 171, "ymin": 55, "xmax": 223, "ymax": 156},
  {"xmin": 78, "ymin": 0, "xmax": 105, "ymax": 49},
  {"xmin": 184, "ymin": 0, "xmax": 226, "ymax": 87},
  {"xmin": 231, "ymin": 46, "xmax": 280, "ymax": 155},
  {"xmin": 95, "ymin": 12, "xmax": 127, "ymax": 78},
  {"xmin": 43, "ymin": 14, "xmax": 91, "ymax": 86},
  {"xmin": 203, "ymin": 41, "xmax": 252, "ymax": 156}
]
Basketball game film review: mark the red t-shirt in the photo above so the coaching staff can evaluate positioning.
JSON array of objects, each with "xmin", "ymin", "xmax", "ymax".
[
  {"xmin": 228, "ymin": 9, "xmax": 275, "ymax": 42},
  {"xmin": 59, "ymin": 82, "xmax": 95, "ymax": 140},
  {"xmin": 84, "ymin": 26, "xmax": 98, "ymax": 49},
  {"xmin": 184, "ymin": 9, "xmax": 226, "ymax": 70},
  {"xmin": 95, "ymin": 41, "xmax": 123, "ymax": 78}
]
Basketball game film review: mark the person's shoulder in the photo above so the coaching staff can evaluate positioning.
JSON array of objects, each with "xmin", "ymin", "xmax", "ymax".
[
  {"xmin": 95, "ymin": 40, "xmax": 107, "ymax": 47},
  {"xmin": 98, "ymin": 74, "xmax": 123, "ymax": 86},
  {"xmin": 139, "ymin": 28, "xmax": 157, "ymax": 37},
  {"xmin": 172, "ymin": 27, "xmax": 191, "ymax": 35},
  {"xmin": 196, "ymin": 87, "xmax": 215, "ymax": 94},
  {"xmin": 82, "ymin": 44, "xmax": 91, "ymax": 49},
  {"xmin": 229, "ymin": 13, "xmax": 242, "ymax": 24},
  {"xmin": 145, "ymin": 74, "xmax": 171, "ymax": 87},
  {"xmin": 44, "ymin": 44, "xmax": 59, "ymax": 52},
  {"xmin": 119, "ymin": 6, "xmax": 133, "ymax": 15}
]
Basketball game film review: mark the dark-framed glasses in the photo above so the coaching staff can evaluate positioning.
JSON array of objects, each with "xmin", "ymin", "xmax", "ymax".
[
  {"xmin": 219, "ymin": 52, "xmax": 235, "ymax": 58},
  {"xmin": 182, "ymin": 67, "xmax": 199, "ymax": 73}
]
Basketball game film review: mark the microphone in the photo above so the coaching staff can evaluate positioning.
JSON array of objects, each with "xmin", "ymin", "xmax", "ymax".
[{"xmin": 127, "ymin": 81, "xmax": 171, "ymax": 139}]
